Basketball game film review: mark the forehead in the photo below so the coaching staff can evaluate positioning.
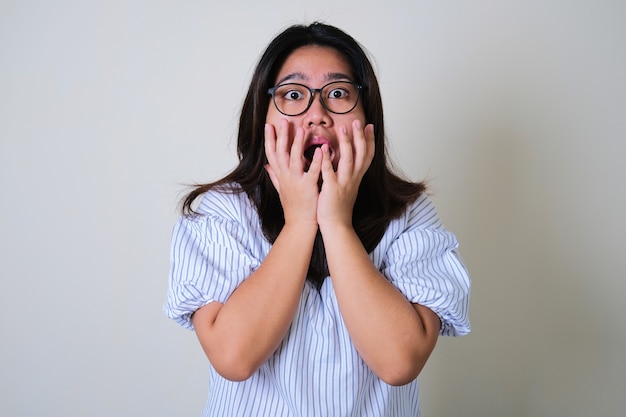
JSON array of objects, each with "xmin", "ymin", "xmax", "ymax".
[{"xmin": 274, "ymin": 45, "xmax": 353, "ymax": 84}]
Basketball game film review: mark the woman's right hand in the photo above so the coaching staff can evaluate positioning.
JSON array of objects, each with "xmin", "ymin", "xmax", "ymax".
[{"xmin": 264, "ymin": 119, "xmax": 322, "ymax": 227}]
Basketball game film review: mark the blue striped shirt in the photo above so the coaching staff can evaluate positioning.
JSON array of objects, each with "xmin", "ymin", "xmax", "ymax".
[{"xmin": 164, "ymin": 185, "xmax": 471, "ymax": 416}]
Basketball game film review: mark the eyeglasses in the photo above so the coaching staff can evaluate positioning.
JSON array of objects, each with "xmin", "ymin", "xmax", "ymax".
[{"xmin": 267, "ymin": 81, "xmax": 363, "ymax": 116}]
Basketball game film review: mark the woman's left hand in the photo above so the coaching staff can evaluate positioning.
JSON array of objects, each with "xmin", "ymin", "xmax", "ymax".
[{"xmin": 317, "ymin": 119, "xmax": 375, "ymax": 230}]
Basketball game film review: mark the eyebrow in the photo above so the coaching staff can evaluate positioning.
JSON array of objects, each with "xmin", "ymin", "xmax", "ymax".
[{"xmin": 275, "ymin": 71, "xmax": 353, "ymax": 86}]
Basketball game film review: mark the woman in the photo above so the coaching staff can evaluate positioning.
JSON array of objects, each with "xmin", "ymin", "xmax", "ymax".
[{"xmin": 165, "ymin": 22, "xmax": 470, "ymax": 416}]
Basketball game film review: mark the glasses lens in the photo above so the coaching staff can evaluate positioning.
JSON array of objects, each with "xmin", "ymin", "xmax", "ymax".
[
  {"xmin": 321, "ymin": 82, "xmax": 359, "ymax": 114},
  {"xmin": 271, "ymin": 82, "xmax": 361, "ymax": 116},
  {"xmin": 272, "ymin": 84, "xmax": 311, "ymax": 116}
]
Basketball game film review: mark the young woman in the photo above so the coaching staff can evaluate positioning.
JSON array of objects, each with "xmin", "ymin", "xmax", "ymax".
[{"xmin": 164, "ymin": 22, "xmax": 470, "ymax": 416}]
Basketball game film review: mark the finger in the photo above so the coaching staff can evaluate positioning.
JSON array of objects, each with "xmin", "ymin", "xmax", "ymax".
[
  {"xmin": 264, "ymin": 123, "xmax": 279, "ymax": 169},
  {"xmin": 306, "ymin": 146, "xmax": 323, "ymax": 178},
  {"xmin": 364, "ymin": 123, "xmax": 376, "ymax": 162},
  {"xmin": 290, "ymin": 126, "xmax": 305, "ymax": 171},
  {"xmin": 275, "ymin": 119, "xmax": 292, "ymax": 166},
  {"xmin": 336, "ymin": 124, "xmax": 354, "ymax": 178},
  {"xmin": 352, "ymin": 120, "xmax": 375, "ymax": 174},
  {"xmin": 351, "ymin": 119, "xmax": 366, "ymax": 170},
  {"xmin": 320, "ymin": 143, "xmax": 335, "ymax": 181}
]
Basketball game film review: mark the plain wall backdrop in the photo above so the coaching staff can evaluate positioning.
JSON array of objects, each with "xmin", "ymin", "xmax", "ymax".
[{"xmin": 1, "ymin": 1, "xmax": 625, "ymax": 416}]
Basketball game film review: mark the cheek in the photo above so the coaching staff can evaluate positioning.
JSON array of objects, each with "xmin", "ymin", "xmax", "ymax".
[
  {"xmin": 350, "ymin": 111, "xmax": 367, "ymax": 129},
  {"xmin": 266, "ymin": 106, "xmax": 300, "ymax": 129},
  {"xmin": 265, "ymin": 106, "xmax": 280, "ymax": 124},
  {"xmin": 352, "ymin": 105, "xmax": 367, "ymax": 125}
]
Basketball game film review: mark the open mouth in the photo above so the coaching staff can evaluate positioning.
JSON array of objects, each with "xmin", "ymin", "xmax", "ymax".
[
  {"xmin": 304, "ymin": 144, "xmax": 324, "ymax": 163},
  {"xmin": 303, "ymin": 136, "xmax": 336, "ymax": 171},
  {"xmin": 304, "ymin": 143, "xmax": 335, "ymax": 163}
]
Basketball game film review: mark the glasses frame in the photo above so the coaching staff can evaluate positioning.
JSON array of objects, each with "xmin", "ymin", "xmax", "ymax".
[{"xmin": 267, "ymin": 81, "xmax": 363, "ymax": 117}]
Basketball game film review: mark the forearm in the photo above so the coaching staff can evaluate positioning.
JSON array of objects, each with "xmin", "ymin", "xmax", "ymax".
[
  {"xmin": 321, "ymin": 223, "xmax": 440, "ymax": 386},
  {"xmin": 192, "ymin": 221, "xmax": 317, "ymax": 381}
]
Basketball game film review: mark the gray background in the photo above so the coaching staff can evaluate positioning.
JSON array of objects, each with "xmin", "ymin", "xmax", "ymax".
[{"xmin": 1, "ymin": 1, "xmax": 625, "ymax": 416}]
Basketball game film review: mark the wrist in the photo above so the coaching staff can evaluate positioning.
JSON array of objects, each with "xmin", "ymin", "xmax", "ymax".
[
  {"xmin": 319, "ymin": 219, "xmax": 355, "ymax": 241},
  {"xmin": 281, "ymin": 219, "xmax": 319, "ymax": 239}
]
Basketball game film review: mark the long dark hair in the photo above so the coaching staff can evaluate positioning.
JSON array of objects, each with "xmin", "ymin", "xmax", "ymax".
[{"xmin": 182, "ymin": 22, "xmax": 425, "ymax": 289}]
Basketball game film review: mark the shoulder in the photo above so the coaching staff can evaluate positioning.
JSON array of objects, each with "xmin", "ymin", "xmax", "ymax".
[
  {"xmin": 174, "ymin": 183, "xmax": 260, "ymax": 244},
  {"xmin": 374, "ymin": 193, "xmax": 459, "ymax": 262},
  {"xmin": 394, "ymin": 193, "xmax": 443, "ymax": 232},
  {"xmin": 371, "ymin": 194, "xmax": 437, "ymax": 260},
  {"xmin": 191, "ymin": 183, "xmax": 256, "ymax": 222}
]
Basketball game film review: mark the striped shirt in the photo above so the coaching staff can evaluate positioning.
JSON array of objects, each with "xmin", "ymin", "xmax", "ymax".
[{"xmin": 164, "ymin": 185, "xmax": 471, "ymax": 417}]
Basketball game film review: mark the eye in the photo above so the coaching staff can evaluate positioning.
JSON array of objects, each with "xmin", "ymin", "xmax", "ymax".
[
  {"xmin": 279, "ymin": 86, "xmax": 307, "ymax": 101},
  {"xmin": 327, "ymin": 88, "xmax": 349, "ymax": 99},
  {"xmin": 286, "ymin": 90, "xmax": 304, "ymax": 100},
  {"xmin": 326, "ymin": 83, "xmax": 355, "ymax": 100}
]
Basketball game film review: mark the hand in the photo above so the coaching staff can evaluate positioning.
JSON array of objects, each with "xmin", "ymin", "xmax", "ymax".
[
  {"xmin": 317, "ymin": 119, "xmax": 375, "ymax": 230},
  {"xmin": 264, "ymin": 119, "xmax": 323, "ymax": 227}
]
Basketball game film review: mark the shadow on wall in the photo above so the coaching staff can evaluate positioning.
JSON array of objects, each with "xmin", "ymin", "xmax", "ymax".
[{"xmin": 419, "ymin": 108, "xmax": 624, "ymax": 416}]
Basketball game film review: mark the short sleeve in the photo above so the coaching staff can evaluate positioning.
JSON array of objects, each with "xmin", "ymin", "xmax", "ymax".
[
  {"xmin": 163, "ymin": 204, "xmax": 261, "ymax": 331},
  {"xmin": 381, "ymin": 196, "xmax": 471, "ymax": 336}
]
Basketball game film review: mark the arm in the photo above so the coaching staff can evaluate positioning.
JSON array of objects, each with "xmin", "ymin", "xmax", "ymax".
[
  {"xmin": 191, "ymin": 220, "xmax": 317, "ymax": 381},
  {"xmin": 321, "ymin": 224, "xmax": 440, "ymax": 386},
  {"xmin": 191, "ymin": 120, "xmax": 322, "ymax": 381},
  {"xmin": 318, "ymin": 120, "xmax": 439, "ymax": 386}
]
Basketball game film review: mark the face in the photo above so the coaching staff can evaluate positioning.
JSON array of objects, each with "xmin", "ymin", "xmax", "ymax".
[{"xmin": 266, "ymin": 45, "xmax": 366, "ymax": 170}]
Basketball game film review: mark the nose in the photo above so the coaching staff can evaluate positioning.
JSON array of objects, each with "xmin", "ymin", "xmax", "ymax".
[{"xmin": 304, "ymin": 92, "xmax": 332, "ymax": 127}]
